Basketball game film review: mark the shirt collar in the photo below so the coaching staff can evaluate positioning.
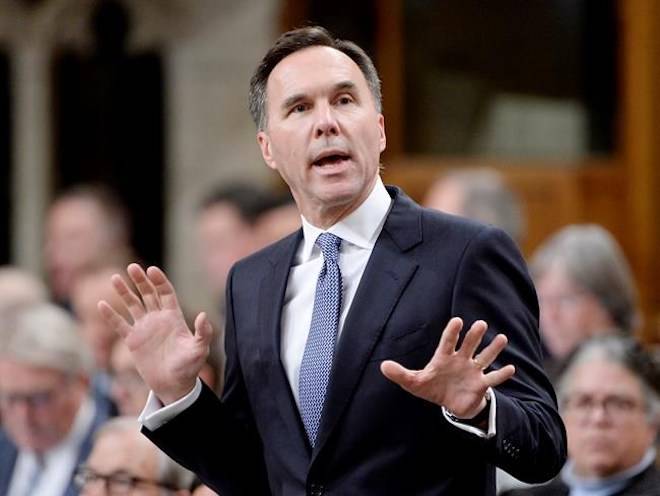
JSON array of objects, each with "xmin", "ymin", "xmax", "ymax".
[{"xmin": 299, "ymin": 176, "xmax": 391, "ymax": 261}]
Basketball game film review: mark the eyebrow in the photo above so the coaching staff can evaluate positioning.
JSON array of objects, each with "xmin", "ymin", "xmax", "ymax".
[{"xmin": 280, "ymin": 81, "xmax": 359, "ymax": 112}]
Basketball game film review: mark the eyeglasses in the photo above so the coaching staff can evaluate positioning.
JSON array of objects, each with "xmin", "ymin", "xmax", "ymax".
[
  {"xmin": 74, "ymin": 466, "xmax": 179, "ymax": 495},
  {"xmin": 0, "ymin": 378, "xmax": 72, "ymax": 410},
  {"xmin": 563, "ymin": 393, "xmax": 644, "ymax": 420}
]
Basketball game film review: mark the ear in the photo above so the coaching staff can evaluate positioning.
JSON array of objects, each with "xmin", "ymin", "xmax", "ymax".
[
  {"xmin": 377, "ymin": 113, "xmax": 386, "ymax": 153},
  {"xmin": 257, "ymin": 131, "xmax": 277, "ymax": 171}
]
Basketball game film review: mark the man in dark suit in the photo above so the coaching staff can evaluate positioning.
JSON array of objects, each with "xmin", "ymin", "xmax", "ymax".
[
  {"xmin": 99, "ymin": 26, "xmax": 566, "ymax": 495},
  {"xmin": 0, "ymin": 303, "xmax": 108, "ymax": 496}
]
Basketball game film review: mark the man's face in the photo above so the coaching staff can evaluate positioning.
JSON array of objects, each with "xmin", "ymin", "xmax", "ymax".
[
  {"xmin": 71, "ymin": 271, "xmax": 121, "ymax": 370},
  {"xmin": 257, "ymin": 46, "xmax": 386, "ymax": 227},
  {"xmin": 44, "ymin": 197, "xmax": 111, "ymax": 301},
  {"xmin": 562, "ymin": 359, "xmax": 657, "ymax": 477},
  {"xmin": 0, "ymin": 360, "xmax": 86, "ymax": 452},
  {"xmin": 109, "ymin": 342, "xmax": 149, "ymax": 417},
  {"xmin": 196, "ymin": 202, "xmax": 257, "ymax": 295},
  {"xmin": 536, "ymin": 263, "xmax": 614, "ymax": 358},
  {"xmin": 81, "ymin": 429, "xmax": 163, "ymax": 496}
]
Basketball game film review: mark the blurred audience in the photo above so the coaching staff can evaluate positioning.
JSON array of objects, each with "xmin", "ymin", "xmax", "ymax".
[
  {"xmin": 530, "ymin": 224, "xmax": 640, "ymax": 376},
  {"xmin": 255, "ymin": 191, "xmax": 301, "ymax": 247},
  {"xmin": 0, "ymin": 302, "xmax": 107, "ymax": 496},
  {"xmin": 109, "ymin": 340, "xmax": 150, "ymax": 417},
  {"xmin": 196, "ymin": 183, "xmax": 270, "ymax": 308},
  {"xmin": 423, "ymin": 167, "xmax": 525, "ymax": 244},
  {"xmin": 502, "ymin": 335, "xmax": 660, "ymax": 495},
  {"xmin": 75, "ymin": 416, "xmax": 194, "ymax": 495},
  {"xmin": 71, "ymin": 267, "xmax": 131, "ymax": 417},
  {"xmin": 0, "ymin": 266, "xmax": 47, "ymax": 314},
  {"xmin": 44, "ymin": 184, "xmax": 134, "ymax": 308}
]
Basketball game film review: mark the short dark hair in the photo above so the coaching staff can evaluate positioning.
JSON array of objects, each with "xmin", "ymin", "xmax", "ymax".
[
  {"xmin": 249, "ymin": 25, "xmax": 382, "ymax": 130},
  {"xmin": 198, "ymin": 183, "xmax": 272, "ymax": 225}
]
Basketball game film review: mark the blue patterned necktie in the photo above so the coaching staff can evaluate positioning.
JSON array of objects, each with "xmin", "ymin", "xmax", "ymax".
[{"xmin": 299, "ymin": 232, "xmax": 343, "ymax": 447}]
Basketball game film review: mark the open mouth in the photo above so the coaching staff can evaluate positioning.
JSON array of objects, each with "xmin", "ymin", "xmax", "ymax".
[{"xmin": 312, "ymin": 153, "xmax": 351, "ymax": 167}]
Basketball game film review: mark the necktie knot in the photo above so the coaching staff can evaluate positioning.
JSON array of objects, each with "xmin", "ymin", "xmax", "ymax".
[{"xmin": 316, "ymin": 232, "xmax": 341, "ymax": 263}]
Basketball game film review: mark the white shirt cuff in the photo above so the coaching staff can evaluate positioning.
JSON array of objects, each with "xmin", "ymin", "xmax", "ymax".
[
  {"xmin": 138, "ymin": 378, "xmax": 202, "ymax": 431},
  {"xmin": 441, "ymin": 387, "xmax": 496, "ymax": 439}
]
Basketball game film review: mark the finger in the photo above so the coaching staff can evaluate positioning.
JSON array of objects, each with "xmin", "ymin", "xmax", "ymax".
[
  {"xmin": 111, "ymin": 272, "xmax": 145, "ymax": 321},
  {"xmin": 380, "ymin": 360, "xmax": 419, "ymax": 391},
  {"xmin": 434, "ymin": 317, "xmax": 463, "ymax": 357},
  {"xmin": 98, "ymin": 300, "xmax": 132, "ymax": 339},
  {"xmin": 127, "ymin": 263, "xmax": 161, "ymax": 312},
  {"xmin": 194, "ymin": 312, "xmax": 214, "ymax": 347},
  {"xmin": 474, "ymin": 333, "xmax": 508, "ymax": 369},
  {"xmin": 484, "ymin": 364, "xmax": 516, "ymax": 387},
  {"xmin": 457, "ymin": 320, "xmax": 488, "ymax": 359},
  {"xmin": 146, "ymin": 266, "xmax": 181, "ymax": 311}
]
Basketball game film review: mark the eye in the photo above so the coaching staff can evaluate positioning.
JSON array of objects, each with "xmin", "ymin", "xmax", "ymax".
[
  {"xmin": 336, "ymin": 95, "xmax": 354, "ymax": 105},
  {"xmin": 290, "ymin": 103, "xmax": 309, "ymax": 114}
]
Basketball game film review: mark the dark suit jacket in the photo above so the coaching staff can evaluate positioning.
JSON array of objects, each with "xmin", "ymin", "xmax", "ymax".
[
  {"xmin": 145, "ymin": 186, "xmax": 566, "ymax": 496},
  {"xmin": 0, "ymin": 399, "xmax": 107, "ymax": 496},
  {"xmin": 501, "ymin": 464, "xmax": 660, "ymax": 496}
]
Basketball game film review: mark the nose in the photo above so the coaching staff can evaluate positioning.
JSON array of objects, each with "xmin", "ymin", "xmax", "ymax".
[{"xmin": 313, "ymin": 102, "xmax": 339, "ymax": 138}]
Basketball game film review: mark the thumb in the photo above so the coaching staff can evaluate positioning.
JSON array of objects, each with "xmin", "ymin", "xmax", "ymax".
[
  {"xmin": 193, "ymin": 312, "xmax": 214, "ymax": 347},
  {"xmin": 380, "ymin": 360, "xmax": 416, "ymax": 389}
]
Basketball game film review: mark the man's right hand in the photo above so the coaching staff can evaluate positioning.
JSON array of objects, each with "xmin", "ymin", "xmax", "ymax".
[{"xmin": 98, "ymin": 263, "xmax": 213, "ymax": 405}]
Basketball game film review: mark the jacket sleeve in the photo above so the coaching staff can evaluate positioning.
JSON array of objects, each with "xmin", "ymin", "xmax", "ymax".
[
  {"xmin": 142, "ymin": 266, "xmax": 271, "ymax": 496},
  {"xmin": 451, "ymin": 226, "xmax": 567, "ymax": 482}
]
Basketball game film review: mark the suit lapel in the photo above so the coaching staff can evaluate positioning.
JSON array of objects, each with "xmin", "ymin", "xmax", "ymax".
[
  {"xmin": 312, "ymin": 187, "xmax": 423, "ymax": 458},
  {"xmin": 257, "ymin": 230, "xmax": 310, "ymax": 451}
]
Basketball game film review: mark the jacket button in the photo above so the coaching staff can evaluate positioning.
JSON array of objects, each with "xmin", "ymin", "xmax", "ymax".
[{"xmin": 308, "ymin": 483, "xmax": 325, "ymax": 496}]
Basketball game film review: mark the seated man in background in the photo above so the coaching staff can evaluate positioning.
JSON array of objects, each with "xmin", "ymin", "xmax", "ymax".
[
  {"xmin": 71, "ymin": 267, "xmax": 128, "ymax": 417},
  {"xmin": 0, "ymin": 266, "xmax": 47, "ymax": 314},
  {"xmin": 44, "ymin": 184, "xmax": 134, "ymax": 308},
  {"xmin": 75, "ymin": 416, "xmax": 194, "ymax": 496},
  {"xmin": 530, "ymin": 224, "xmax": 640, "ymax": 378},
  {"xmin": 0, "ymin": 302, "xmax": 108, "ymax": 496},
  {"xmin": 196, "ymin": 182, "xmax": 271, "ymax": 315},
  {"xmin": 423, "ymin": 167, "xmax": 525, "ymax": 245},
  {"xmin": 502, "ymin": 335, "xmax": 660, "ymax": 495}
]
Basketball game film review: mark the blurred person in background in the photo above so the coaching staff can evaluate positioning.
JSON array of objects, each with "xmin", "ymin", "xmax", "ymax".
[
  {"xmin": 0, "ymin": 302, "xmax": 108, "ymax": 496},
  {"xmin": 423, "ymin": 167, "xmax": 525, "ymax": 245},
  {"xmin": 75, "ymin": 416, "xmax": 194, "ymax": 496},
  {"xmin": 501, "ymin": 335, "xmax": 660, "ymax": 495},
  {"xmin": 44, "ymin": 184, "xmax": 134, "ymax": 308},
  {"xmin": 196, "ymin": 182, "xmax": 271, "ymax": 312},
  {"xmin": 0, "ymin": 266, "xmax": 47, "ymax": 314},
  {"xmin": 254, "ymin": 190, "xmax": 301, "ymax": 247},
  {"xmin": 109, "ymin": 340, "xmax": 150, "ymax": 417},
  {"xmin": 71, "ymin": 267, "xmax": 129, "ymax": 417},
  {"xmin": 529, "ymin": 224, "xmax": 640, "ymax": 377}
]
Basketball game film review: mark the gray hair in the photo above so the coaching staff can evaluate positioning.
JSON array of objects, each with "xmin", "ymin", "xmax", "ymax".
[
  {"xmin": 0, "ymin": 266, "xmax": 47, "ymax": 313},
  {"xmin": 557, "ymin": 335, "xmax": 660, "ymax": 423},
  {"xmin": 0, "ymin": 302, "xmax": 93, "ymax": 375},
  {"xmin": 430, "ymin": 168, "xmax": 524, "ymax": 242},
  {"xmin": 530, "ymin": 224, "xmax": 639, "ymax": 332},
  {"xmin": 249, "ymin": 25, "xmax": 382, "ymax": 131},
  {"xmin": 94, "ymin": 416, "xmax": 196, "ymax": 492}
]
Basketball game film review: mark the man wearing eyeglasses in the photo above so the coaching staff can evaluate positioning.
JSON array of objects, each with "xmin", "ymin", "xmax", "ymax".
[
  {"xmin": 0, "ymin": 303, "xmax": 108, "ymax": 496},
  {"xmin": 75, "ymin": 416, "xmax": 194, "ymax": 496},
  {"xmin": 502, "ymin": 335, "xmax": 660, "ymax": 496}
]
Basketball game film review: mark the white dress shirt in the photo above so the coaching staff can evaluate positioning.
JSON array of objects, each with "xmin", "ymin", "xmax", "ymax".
[
  {"xmin": 7, "ymin": 397, "xmax": 96, "ymax": 496},
  {"xmin": 141, "ymin": 176, "xmax": 495, "ymax": 438}
]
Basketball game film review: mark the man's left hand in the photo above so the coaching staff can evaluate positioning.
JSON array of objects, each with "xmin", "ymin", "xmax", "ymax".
[{"xmin": 380, "ymin": 317, "xmax": 515, "ymax": 419}]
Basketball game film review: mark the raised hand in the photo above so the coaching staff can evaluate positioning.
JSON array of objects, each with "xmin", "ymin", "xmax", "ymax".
[
  {"xmin": 380, "ymin": 317, "xmax": 515, "ymax": 419},
  {"xmin": 98, "ymin": 263, "xmax": 213, "ymax": 405}
]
